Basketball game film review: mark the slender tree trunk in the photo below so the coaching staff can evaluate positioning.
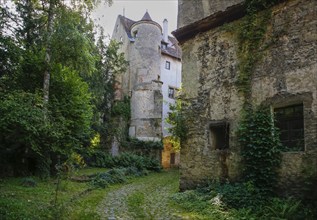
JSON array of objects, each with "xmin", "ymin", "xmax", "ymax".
[{"xmin": 43, "ymin": 0, "xmax": 55, "ymax": 105}]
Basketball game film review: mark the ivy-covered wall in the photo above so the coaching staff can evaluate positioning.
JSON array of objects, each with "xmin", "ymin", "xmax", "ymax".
[{"xmin": 178, "ymin": 0, "xmax": 317, "ymax": 197}]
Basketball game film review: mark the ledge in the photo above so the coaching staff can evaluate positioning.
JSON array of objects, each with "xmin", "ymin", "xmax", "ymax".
[{"xmin": 172, "ymin": 3, "xmax": 246, "ymax": 44}]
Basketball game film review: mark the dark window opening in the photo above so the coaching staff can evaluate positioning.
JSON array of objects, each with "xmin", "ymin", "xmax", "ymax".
[
  {"xmin": 133, "ymin": 30, "xmax": 138, "ymax": 38},
  {"xmin": 274, "ymin": 104, "xmax": 304, "ymax": 151},
  {"xmin": 210, "ymin": 123, "xmax": 230, "ymax": 150},
  {"xmin": 165, "ymin": 61, "xmax": 170, "ymax": 70},
  {"xmin": 168, "ymin": 87, "xmax": 175, "ymax": 99},
  {"xmin": 170, "ymin": 153, "xmax": 175, "ymax": 165},
  {"xmin": 162, "ymin": 42, "xmax": 167, "ymax": 50}
]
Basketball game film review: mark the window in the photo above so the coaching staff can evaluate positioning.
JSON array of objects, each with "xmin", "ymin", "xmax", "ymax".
[
  {"xmin": 168, "ymin": 87, "xmax": 175, "ymax": 99},
  {"xmin": 209, "ymin": 122, "xmax": 230, "ymax": 150},
  {"xmin": 274, "ymin": 104, "xmax": 304, "ymax": 151},
  {"xmin": 133, "ymin": 30, "xmax": 138, "ymax": 38},
  {"xmin": 161, "ymin": 42, "xmax": 167, "ymax": 50},
  {"xmin": 165, "ymin": 61, "xmax": 170, "ymax": 70}
]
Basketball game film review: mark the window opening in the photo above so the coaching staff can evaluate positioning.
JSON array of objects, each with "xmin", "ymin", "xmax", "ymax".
[
  {"xmin": 168, "ymin": 87, "xmax": 175, "ymax": 99},
  {"xmin": 165, "ymin": 61, "xmax": 170, "ymax": 70},
  {"xmin": 209, "ymin": 122, "xmax": 230, "ymax": 150},
  {"xmin": 133, "ymin": 30, "xmax": 138, "ymax": 38},
  {"xmin": 274, "ymin": 104, "xmax": 304, "ymax": 151}
]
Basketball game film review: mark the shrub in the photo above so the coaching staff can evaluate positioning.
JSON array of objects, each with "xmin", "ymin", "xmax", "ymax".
[
  {"xmin": 214, "ymin": 181, "xmax": 264, "ymax": 209},
  {"xmin": 86, "ymin": 152, "xmax": 161, "ymax": 172},
  {"xmin": 21, "ymin": 177, "xmax": 37, "ymax": 187},
  {"xmin": 90, "ymin": 166, "xmax": 148, "ymax": 189}
]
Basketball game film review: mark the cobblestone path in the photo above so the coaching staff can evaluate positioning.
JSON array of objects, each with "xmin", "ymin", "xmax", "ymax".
[{"xmin": 97, "ymin": 169, "xmax": 182, "ymax": 220}]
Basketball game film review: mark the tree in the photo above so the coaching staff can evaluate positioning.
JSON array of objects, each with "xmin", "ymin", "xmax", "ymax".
[{"xmin": 0, "ymin": 0, "xmax": 124, "ymax": 177}]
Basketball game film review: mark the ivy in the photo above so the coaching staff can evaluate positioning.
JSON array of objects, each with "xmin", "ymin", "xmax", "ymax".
[
  {"xmin": 236, "ymin": 8, "xmax": 271, "ymax": 101},
  {"xmin": 233, "ymin": 1, "xmax": 283, "ymax": 193},
  {"xmin": 238, "ymin": 107, "xmax": 282, "ymax": 194},
  {"xmin": 111, "ymin": 96, "xmax": 131, "ymax": 120}
]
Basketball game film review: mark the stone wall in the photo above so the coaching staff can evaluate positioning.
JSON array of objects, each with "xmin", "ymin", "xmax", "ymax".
[
  {"xmin": 178, "ymin": 0, "xmax": 317, "ymax": 195},
  {"xmin": 177, "ymin": 0, "xmax": 244, "ymax": 29}
]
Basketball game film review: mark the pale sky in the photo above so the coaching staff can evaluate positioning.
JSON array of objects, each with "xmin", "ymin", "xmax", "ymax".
[{"xmin": 92, "ymin": 0, "xmax": 178, "ymax": 37}]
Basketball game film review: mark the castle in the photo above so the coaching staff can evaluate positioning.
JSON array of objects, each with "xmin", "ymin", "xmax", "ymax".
[
  {"xmin": 111, "ymin": 12, "xmax": 182, "ymax": 168},
  {"xmin": 173, "ymin": 0, "xmax": 317, "ymax": 196}
]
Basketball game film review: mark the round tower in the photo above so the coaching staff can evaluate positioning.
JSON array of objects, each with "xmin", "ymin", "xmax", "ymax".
[{"xmin": 128, "ymin": 12, "xmax": 163, "ymax": 141}]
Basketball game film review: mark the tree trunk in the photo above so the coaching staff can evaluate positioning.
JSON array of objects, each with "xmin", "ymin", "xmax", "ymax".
[{"xmin": 43, "ymin": 0, "xmax": 55, "ymax": 105}]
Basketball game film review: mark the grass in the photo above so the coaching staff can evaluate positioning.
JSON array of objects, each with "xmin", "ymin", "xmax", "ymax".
[
  {"xmin": 0, "ymin": 168, "xmax": 108, "ymax": 220},
  {"xmin": 2, "ymin": 168, "xmax": 313, "ymax": 219}
]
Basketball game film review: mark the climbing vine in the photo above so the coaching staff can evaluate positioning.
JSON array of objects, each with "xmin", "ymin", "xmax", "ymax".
[
  {"xmin": 238, "ymin": 107, "xmax": 282, "ymax": 194},
  {"xmin": 234, "ymin": 0, "xmax": 283, "ymax": 193},
  {"xmin": 236, "ymin": 5, "xmax": 272, "ymax": 101}
]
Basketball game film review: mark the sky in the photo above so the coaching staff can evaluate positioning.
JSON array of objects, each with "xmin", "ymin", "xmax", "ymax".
[{"xmin": 92, "ymin": 0, "xmax": 178, "ymax": 37}]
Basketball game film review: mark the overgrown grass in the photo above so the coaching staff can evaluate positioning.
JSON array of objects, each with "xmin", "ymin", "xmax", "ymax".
[
  {"xmin": 170, "ymin": 182, "xmax": 316, "ymax": 220},
  {"xmin": 0, "ymin": 168, "xmax": 112, "ymax": 220}
]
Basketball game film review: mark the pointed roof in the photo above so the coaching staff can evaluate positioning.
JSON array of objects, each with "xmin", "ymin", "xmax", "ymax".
[{"xmin": 141, "ymin": 11, "xmax": 152, "ymax": 21}]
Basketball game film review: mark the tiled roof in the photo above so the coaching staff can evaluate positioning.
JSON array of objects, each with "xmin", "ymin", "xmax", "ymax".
[
  {"xmin": 118, "ymin": 13, "xmax": 182, "ymax": 60},
  {"xmin": 118, "ymin": 15, "xmax": 135, "ymax": 39},
  {"xmin": 161, "ymin": 36, "xmax": 182, "ymax": 60}
]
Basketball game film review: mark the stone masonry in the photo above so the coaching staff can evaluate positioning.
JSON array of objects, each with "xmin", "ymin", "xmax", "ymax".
[{"xmin": 173, "ymin": 0, "xmax": 317, "ymax": 196}]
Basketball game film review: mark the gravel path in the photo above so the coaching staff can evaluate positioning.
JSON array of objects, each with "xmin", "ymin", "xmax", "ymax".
[{"xmin": 97, "ymin": 169, "xmax": 182, "ymax": 220}]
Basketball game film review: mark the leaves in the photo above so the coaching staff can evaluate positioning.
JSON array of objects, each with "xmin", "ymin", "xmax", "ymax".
[{"xmin": 238, "ymin": 107, "xmax": 282, "ymax": 194}]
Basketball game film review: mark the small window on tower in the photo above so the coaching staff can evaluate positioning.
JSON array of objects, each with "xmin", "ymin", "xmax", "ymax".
[
  {"xmin": 161, "ymin": 42, "xmax": 167, "ymax": 49},
  {"xmin": 168, "ymin": 87, "xmax": 175, "ymax": 99},
  {"xmin": 165, "ymin": 61, "xmax": 170, "ymax": 70},
  {"xmin": 133, "ymin": 30, "xmax": 138, "ymax": 38}
]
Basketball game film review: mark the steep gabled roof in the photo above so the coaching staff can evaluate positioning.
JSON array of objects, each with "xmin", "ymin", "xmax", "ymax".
[
  {"xmin": 141, "ymin": 11, "xmax": 152, "ymax": 21},
  {"xmin": 161, "ymin": 36, "xmax": 182, "ymax": 60},
  {"xmin": 116, "ymin": 13, "xmax": 182, "ymax": 60},
  {"xmin": 118, "ymin": 15, "xmax": 136, "ymax": 39}
]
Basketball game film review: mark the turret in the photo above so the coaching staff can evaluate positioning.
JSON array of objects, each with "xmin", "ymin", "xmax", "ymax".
[{"xmin": 128, "ymin": 12, "xmax": 163, "ymax": 141}]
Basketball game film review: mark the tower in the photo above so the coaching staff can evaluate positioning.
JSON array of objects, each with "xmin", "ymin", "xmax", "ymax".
[{"xmin": 128, "ymin": 12, "xmax": 163, "ymax": 141}]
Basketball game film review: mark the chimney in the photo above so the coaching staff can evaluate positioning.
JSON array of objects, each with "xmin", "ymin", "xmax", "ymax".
[{"xmin": 163, "ymin": 19, "xmax": 168, "ymax": 43}]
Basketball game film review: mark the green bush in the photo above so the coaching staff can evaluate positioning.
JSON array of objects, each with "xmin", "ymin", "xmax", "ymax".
[
  {"xmin": 121, "ymin": 137, "xmax": 163, "ymax": 150},
  {"xmin": 214, "ymin": 181, "xmax": 264, "ymax": 209},
  {"xmin": 90, "ymin": 166, "xmax": 148, "ymax": 189},
  {"xmin": 86, "ymin": 152, "xmax": 161, "ymax": 171},
  {"xmin": 261, "ymin": 198, "xmax": 310, "ymax": 220},
  {"xmin": 21, "ymin": 177, "xmax": 37, "ymax": 187}
]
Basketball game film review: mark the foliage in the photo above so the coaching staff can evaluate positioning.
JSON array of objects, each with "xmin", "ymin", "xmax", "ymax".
[
  {"xmin": 121, "ymin": 137, "xmax": 163, "ymax": 150},
  {"xmin": 166, "ymin": 97, "xmax": 188, "ymax": 150},
  {"xmin": 0, "ymin": 1, "xmax": 127, "ymax": 177},
  {"xmin": 171, "ymin": 183, "xmax": 315, "ymax": 220},
  {"xmin": 212, "ymin": 181, "xmax": 264, "ymax": 210},
  {"xmin": 236, "ymin": 9, "xmax": 271, "ymax": 100},
  {"xmin": 90, "ymin": 166, "xmax": 149, "ymax": 189},
  {"xmin": 0, "ymin": 167, "xmax": 109, "ymax": 219},
  {"xmin": 238, "ymin": 107, "xmax": 281, "ymax": 194},
  {"xmin": 245, "ymin": 0, "xmax": 282, "ymax": 13},
  {"xmin": 21, "ymin": 177, "xmax": 38, "ymax": 187},
  {"xmin": 111, "ymin": 96, "xmax": 131, "ymax": 120},
  {"xmin": 86, "ymin": 152, "xmax": 162, "ymax": 172},
  {"xmin": 261, "ymin": 198, "xmax": 304, "ymax": 220}
]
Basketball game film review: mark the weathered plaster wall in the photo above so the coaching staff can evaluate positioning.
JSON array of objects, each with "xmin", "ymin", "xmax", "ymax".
[
  {"xmin": 128, "ymin": 22, "xmax": 163, "ymax": 141},
  {"xmin": 161, "ymin": 54, "xmax": 182, "ymax": 137},
  {"xmin": 179, "ymin": 0, "xmax": 317, "ymax": 195},
  {"xmin": 177, "ymin": 0, "xmax": 244, "ymax": 29}
]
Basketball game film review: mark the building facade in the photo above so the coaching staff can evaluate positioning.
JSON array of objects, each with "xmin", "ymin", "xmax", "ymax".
[
  {"xmin": 173, "ymin": 0, "xmax": 317, "ymax": 196},
  {"xmin": 112, "ymin": 12, "xmax": 182, "ymax": 168}
]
